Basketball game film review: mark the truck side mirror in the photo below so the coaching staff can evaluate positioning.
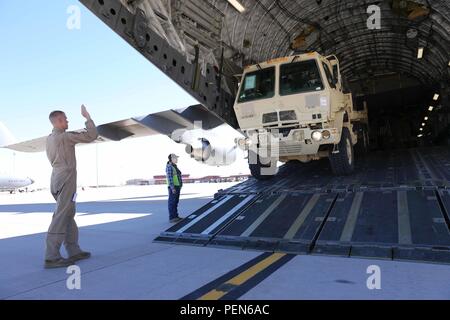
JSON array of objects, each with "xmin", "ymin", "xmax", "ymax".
[
  {"xmin": 335, "ymin": 76, "xmax": 340, "ymax": 87},
  {"xmin": 332, "ymin": 65, "xmax": 339, "ymax": 82}
]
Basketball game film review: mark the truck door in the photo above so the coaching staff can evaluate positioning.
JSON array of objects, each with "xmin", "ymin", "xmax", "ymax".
[{"xmin": 321, "ymin": 59, "xmax": 342, "ymax": 117}]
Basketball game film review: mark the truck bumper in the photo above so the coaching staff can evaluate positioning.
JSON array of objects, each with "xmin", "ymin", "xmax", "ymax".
[{"xmin": 258, "ymin": 128, "xmax": 341, "ymax": 156}]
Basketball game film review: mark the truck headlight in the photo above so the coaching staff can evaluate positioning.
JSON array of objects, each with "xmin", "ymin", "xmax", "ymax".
[{"xmin": 311, "ymin": 131, "xmax": 323, "ymax": 142}]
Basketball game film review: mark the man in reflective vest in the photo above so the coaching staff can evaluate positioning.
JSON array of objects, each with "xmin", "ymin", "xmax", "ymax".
[{"xmin": 166, "ymin": 153, "xmax": 183, "ymax": 223}]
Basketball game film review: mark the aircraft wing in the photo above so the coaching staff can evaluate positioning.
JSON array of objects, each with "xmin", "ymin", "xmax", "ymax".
[
  {"xmin": 1, "ymin": 104, "xmax": 243, "ymax": 166},
  {"xmin": 3, "ymin": 117, "xmax": 161, "ymax": 153}
]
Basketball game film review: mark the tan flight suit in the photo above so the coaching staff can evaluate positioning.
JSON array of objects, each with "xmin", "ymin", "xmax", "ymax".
[{"xmin": 45, "ymin": 120, "xmax": 98, "ymax": 260}]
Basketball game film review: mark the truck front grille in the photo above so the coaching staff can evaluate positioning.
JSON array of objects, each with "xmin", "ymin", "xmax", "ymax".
[
  {"xmin": 263, "ymin": 112, "xmax": 278, "ymax": 123},
  {"xmin": 263, "ymin": 126, "xmax": 300, "ymax": 137}
]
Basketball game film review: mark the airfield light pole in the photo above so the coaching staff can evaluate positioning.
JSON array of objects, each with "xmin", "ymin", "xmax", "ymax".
[
  {"xmin": 96, "ymin": 144, "xmax": 99, "ymax": 189},
  {"xmin": 12, "ymin": 152, "xmax": 16, "ymax": 175}
]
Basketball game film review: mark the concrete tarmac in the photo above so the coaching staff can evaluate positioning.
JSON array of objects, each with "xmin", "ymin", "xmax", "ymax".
[{"xmin": 1, "ymin": 184, "xmax": 449, "ymax": 300}]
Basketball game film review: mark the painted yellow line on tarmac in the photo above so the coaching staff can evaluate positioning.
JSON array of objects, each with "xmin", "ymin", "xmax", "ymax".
[{"xmin": 198, "ymin": 253, "xmax": 286, "ymax": 300}]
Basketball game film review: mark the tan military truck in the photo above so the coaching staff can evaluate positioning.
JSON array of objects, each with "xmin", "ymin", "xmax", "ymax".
[{"xmin": 234, "ymin": 52, "xmax": 369, "ymax": 180}]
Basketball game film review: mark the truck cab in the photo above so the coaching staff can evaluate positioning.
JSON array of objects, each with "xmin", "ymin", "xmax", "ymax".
[{"xmin": 233, "ymin": 52, "xmax": 368, "ymax": 180}]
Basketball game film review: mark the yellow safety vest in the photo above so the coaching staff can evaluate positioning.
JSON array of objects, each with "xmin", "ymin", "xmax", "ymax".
[{"xmin": 166, "ymin": 164, "xmax": 181, "ymax": 187}]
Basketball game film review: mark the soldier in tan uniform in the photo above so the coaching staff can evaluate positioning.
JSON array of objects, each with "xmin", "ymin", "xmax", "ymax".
[{"xmin": 44, "ymin": 105, "xmax": 98, "ymax": 268}]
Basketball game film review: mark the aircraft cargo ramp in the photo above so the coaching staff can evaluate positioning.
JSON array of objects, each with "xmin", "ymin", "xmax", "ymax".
[{"xmin": 155, "ymin": 147, "xmax": 450, "ymax": 264}]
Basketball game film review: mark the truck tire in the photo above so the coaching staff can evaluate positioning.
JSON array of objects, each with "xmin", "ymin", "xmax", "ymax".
[
  {"xmin": 355, "ymin": 125, "xmax": 370, "ymax": 155},
  {"xmin": 329, "ymin": 127, "xmax": 355, "ymax": 175},
  {"xmin": 249, "ymin": 153, "xmax": 277, "ymax": 180}
]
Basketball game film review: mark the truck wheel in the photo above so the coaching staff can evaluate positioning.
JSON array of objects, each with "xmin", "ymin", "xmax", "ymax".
[
  {"xmin": 249, "ymin": 153, "xmax": 277, "ymax": 180},
  {"xmin": 329, "ymin": 127, "xmax": 355, "ymax": 175},
  {"xmin": 355, "ymin": 125, "xmax": 370, "ymax": 155}
]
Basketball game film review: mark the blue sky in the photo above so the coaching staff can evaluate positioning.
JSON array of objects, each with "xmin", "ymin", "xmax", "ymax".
[
  {"xmin": 0, "ymin": 1, "xmax": 248, "ymax": 187},
  {"xmin": 0, "ymin": 1, "xmax": 199, "ymax": 138}
]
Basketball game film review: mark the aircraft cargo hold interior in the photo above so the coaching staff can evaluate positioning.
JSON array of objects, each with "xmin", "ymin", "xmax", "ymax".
[{"xmin": 76, "ymin": 0, "xmax": 450, "ymax": 264}]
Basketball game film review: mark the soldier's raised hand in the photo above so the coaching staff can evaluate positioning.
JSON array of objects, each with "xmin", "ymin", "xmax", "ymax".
[{"xmin": 81, "ymin": 104, "xmax": 91, "ymax": 120}]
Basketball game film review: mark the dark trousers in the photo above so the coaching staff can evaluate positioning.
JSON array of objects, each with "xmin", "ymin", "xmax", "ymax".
[{"xmin": 168, "ymin": 186, "xmax": 181, "ymax": 219}]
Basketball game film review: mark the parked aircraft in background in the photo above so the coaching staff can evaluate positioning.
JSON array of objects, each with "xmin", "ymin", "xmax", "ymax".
[
  {"xmin": 0, "ymin": 122, "xmax": 34, "ymax": 193},
  {"xmin": 0, "ymin": 175, "xmax": 34, "ymax": 194}
]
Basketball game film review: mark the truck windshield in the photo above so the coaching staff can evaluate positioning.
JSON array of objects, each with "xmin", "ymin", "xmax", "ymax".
[
  {"xmin": 280, "ymin": 60, "xmax": 324, "ymax": 95},
  {"xmin": 238, "ymin": 67, "xmax": 275, "ymax": 103}
]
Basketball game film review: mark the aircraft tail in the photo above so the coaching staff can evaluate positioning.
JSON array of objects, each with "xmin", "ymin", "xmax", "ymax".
[{"xmin": 0, "ymin": 122, "xmax": 17, "ymax": 148}]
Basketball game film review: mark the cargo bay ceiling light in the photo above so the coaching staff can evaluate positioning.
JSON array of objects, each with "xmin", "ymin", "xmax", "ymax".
[
  {"xmin": 418, "ymin": 134, "xmax": 423, "ymax": 138},
  {"xmin": 433, "ymin": 94, "xmax": 440, "ymax": 100},
  {"xmin": 428, "ymin": 106, "xmax": 434, "ymax": 111},
  {"xmin": 417, "ymin": 47, "xmax": 424, "ymax": 59},
  {"xmin": 422, "ymin": 123, "xmax": 426, "ymax": 127},
  {"xmin": 424, "ymin": 116, "xmax": 428, "ymax": 121},
  {"xmin": 227, "ymin": 0, "xmax": 245, "ymax": 13}
]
